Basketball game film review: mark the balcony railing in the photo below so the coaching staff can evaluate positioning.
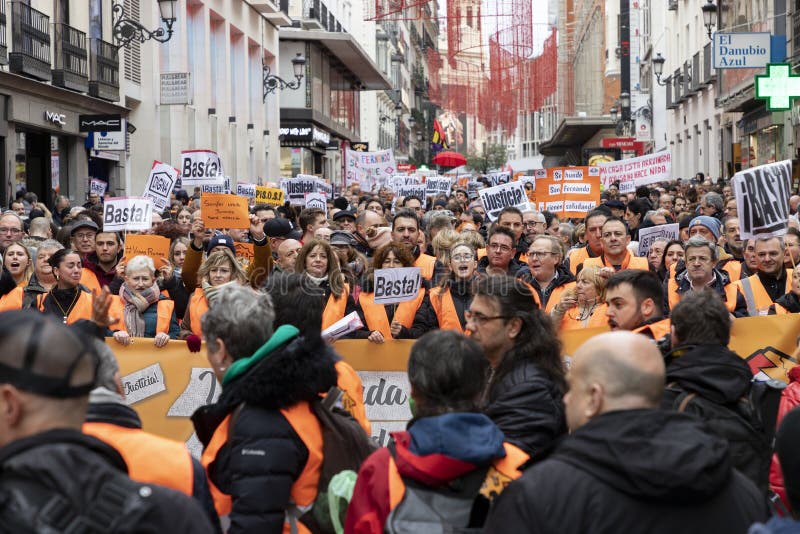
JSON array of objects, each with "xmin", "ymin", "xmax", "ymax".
[
  {"xmin": 9, "ymin": 1, "xmax": 51, "ymax": 81},
  {"xmin": 691, "ymin": 52, "xmax": 701, "ymax": 92},
  {"xmin": 303, "ymin": 0, "xmax": 325, "ymax": 29},
  {"xmin": 673, "ymin": 69, "xmax": 683, "ymax": 102},
  {"xmin": 89, "ymin": 38, "xmax": 119, "ymax": 102},
  {"xmin": 703, "ymin": 42, "xmax": 716, "ymax": 85},
  {"xmin": 666, "ymin": 76, "xmax": 677, "ymax": 109},
  {"xmin": 52, "ymin": 23, "xmax": 88, "ymax": 93},
  {"xmin": 0, "ymin": 2, "xmax": 7, "ymax": 66}
]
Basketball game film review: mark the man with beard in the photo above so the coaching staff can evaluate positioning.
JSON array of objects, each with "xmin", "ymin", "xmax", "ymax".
[
  {"xmin": 564, "ymin": 210, "xmax": 607, "ymax": 275},
  {"xmin": 83, "ymin": 231, "xmax": 123, "ymax": 288},
  {"xmin": 605, "ymin": 270, "xmax": 671, "ymax": 342},
  {"xmin": 496, "ymin": 207, "xmax": 528, "ymax": 261},
  {"xmin": 477, "ymin": 226, "xmax": 525, "ymax": 277},
  {"xmin": 391, "ymin": 209, "xmax": 436, "ymax": 281}
]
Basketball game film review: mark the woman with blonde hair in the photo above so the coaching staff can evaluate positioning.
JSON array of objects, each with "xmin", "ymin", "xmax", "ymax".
[
  {"xmin": 295, "ymin": 238, "xmax": 357, "ymax": 331},
  {"xmin": 551, "ymin": 265, "xmax": 608, "ymax": 330},
  {"xmin": 181, "ymin": 250, "xmax": 248, "ymax": 339}
]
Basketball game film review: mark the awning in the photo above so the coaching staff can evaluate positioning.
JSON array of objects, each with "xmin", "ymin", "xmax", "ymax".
[
  {"xmin": 279, "ymin": 28, "xmax": 393, "ymax": 90},
  {"xmin": 539, "ymin": 116, "xmax": 616, "ymax": 157}
]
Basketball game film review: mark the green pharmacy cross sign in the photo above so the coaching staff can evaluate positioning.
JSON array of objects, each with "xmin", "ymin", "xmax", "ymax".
[{"xmin": 756, "ymin": 63, "xmax": 800, "ymax": 111}]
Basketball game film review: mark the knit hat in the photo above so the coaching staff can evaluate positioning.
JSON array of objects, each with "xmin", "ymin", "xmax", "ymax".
[
  {"xmin": 688, "ymin": 216, "xmax": 721, "ymax": 240},
  {"xmin": 207, "ymin": 234, "xmax": 236, "ymax": 256}
]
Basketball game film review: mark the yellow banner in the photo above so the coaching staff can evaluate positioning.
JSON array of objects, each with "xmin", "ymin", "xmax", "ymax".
[{"xmin": 111, "ymin": 315, "xmax": 800, "ymax": 445}]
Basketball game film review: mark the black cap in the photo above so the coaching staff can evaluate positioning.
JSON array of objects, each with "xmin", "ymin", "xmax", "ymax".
[
  {"xmin": 330, "ymin": 230, "xmax": 358, "ymax": 246},
  {"xmin": 264, "ymin": 218, "xmax": 293, "ymax": 238},
  {"xmin": 333, "ymin": 209, "xmax": 356, "ymax": 222},
  {"xmin": 605, "ymin": 199, "xmax": 625, "ymax": 210},
  {"xmin": 69, "ymin": 220, "xmax": 99, "ymax": 235}
]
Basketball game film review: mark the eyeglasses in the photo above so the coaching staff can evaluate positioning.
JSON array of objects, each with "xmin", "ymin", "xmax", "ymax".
[
  {"xmin": 0, "ymin": 227, "xmax": 22, "ymax": 235},
  {"xmin": 464, "ymin": 310, "xmax": 511, "ymax": 325},
  {"xmin": 523, "ymin": 221, "xmax": 545, "ymax": 228},
  {"xmin": 528, "ymin": 251, "xmax": 556, "ymax": 258},
  {"xmin": 451, "ymin": 254, "xmax": 474, "ymax": 262},
  {"xmin": 73, "ymin": 232, "xmax": 96, "ymax": 240},
  {"xmin": 488, "ymin": 243, "xmax": 513, "ymax": 253}
]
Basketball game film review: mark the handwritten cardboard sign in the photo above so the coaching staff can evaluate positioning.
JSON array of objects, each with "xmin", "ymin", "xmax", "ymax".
[
  {"xmin": 201, "ymin": 193, "xmax": 250, "ymax": 229},
  {"xmin": 234, "ymin": 242, "xmax": 254, "ymax": 268},
  {"xmin": 598, "ymin": 151, "xmax": 672, "ymax": 190},
  {"xmin": 124, "ymin": 234, "xmax": 171, "ymax": 265},
  {"xmin": 733, "ymin": 160, "xmax": 792, "ymax": 239}
]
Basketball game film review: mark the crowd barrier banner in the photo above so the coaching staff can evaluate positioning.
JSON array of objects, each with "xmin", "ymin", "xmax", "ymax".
[{"xmin": 110, "ymin": 315, "xmax": 800, "ymax": 452}]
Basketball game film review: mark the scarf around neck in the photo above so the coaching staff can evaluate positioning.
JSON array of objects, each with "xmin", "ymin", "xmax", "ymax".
[
  {"xmin": 120, "ymin": 283, "xmax": 161, "ymax": 337},
  {"xmin": 202, "ymin": 280, "xmax": 238, "ymax": 306}
]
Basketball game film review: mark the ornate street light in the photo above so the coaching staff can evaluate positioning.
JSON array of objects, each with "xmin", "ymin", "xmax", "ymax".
[
  {"xmin": 652, "ymin": 53, "xmax": 668, "ymax": 86},
  {"xmin": 263, "ymin": 53, "xmax": 306, "ymax": 100},
  {"xmin": 113, "ymin": 0, "xmax": 177, "ymax": 51},
  {"xmin": 701, "ymin": 0, "xmax": 718, "ymax": 40}
]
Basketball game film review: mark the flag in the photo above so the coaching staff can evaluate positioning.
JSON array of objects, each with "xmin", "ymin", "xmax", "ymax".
[{"xmin": 431, "ymin": 119, "xmax": 449, "ymax": 153}]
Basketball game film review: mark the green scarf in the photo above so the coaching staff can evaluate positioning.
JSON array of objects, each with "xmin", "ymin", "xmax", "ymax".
[{"xmin": 222, "ymin": 324, "xmax": 300, "ymax": 385}]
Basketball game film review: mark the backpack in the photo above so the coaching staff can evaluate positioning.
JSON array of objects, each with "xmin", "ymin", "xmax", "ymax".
[
  {"xmin": 665, "ymin": 378, "xmax": 786, "ymax": 492},
  {"xmin": 291, "ymin": 386, "xmax": 377, "ymax": 534},
  {"xmin": 383, "ymin": 440, "xmax": 491, "ymax": 534}
]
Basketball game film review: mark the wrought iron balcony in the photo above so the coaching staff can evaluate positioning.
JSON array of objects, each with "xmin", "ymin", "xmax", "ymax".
[
  {"xmin": 0, "ymin": 2, "xmax": 7, "ymax": 66},
  {"xmin": 9, "ymin": 1, "xmax": 51, "ymax": 81},
  {"xmin": 89, "ymin": 38, "xmax": 119, "ymax": 102},
  {"xmin": 52, "ymin": 23, "xmax": 88, "ymax": 93}
]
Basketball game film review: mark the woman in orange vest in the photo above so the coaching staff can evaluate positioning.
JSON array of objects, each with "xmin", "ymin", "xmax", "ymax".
[
  {"xmin": 0, "ymin": 239, "xmax": 62, "ymax": 311},
  {"xmin": 181, "ymin": 249, "xmax": 248, "ymax": 339},
  {"xmin": 345, "ymin": 330, "xmax": 529, "ymax": 533},
  {"xmin": 551, "ymin": 266, "xmax": 609, "ymax": 331},
  {"xmin": 3, "ymin": 242, "xmax": 32, "ymax": 287},
  {"xmin": 412, "ymin": 242, "xmax": 483, "ymax": 334},
  {"xmin": 354, "ymin": 243, "xmax": 426, "ymax": 343},
  {"xmin": 111, "ymin": 255, "xmax": 181, "ymax": 346},
  {"xmin": 35, "ymin": 248, "xmax": 95, "ymax": 324},
  {"xmin": 770, "ymin": 269, "xmax": 800, "ymax": 314},
  {"xmin": 295, "ymin": 239, "xmax": 356, "ymax": 332},
  {"xmin": 656, "ymin": 239, "xmax": 685, "ymax": 282}
]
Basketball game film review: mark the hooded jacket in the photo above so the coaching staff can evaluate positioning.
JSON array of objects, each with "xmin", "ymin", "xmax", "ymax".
[
  {"xmin": 484, "ymin": 409, "xmax": 768, "ymax": 534},
  {"xmin": 345, "ymin": 413, "xmax": 513, "ymax": 534},
  {"xmin": 191, "ymin": 326, "xmax": 338, "ymax": 534}
]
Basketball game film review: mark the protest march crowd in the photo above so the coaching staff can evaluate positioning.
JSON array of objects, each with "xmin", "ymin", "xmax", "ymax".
[{"xmin": 3, "ymin": 167, "xmax": 800, "ymax": 533}]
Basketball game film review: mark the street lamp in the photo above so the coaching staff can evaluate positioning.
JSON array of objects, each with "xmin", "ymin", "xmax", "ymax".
[
  {"xmin": 652, "ymin": 53, "xmax": 668, "ymax": 86},
  {"xmin": 610, "ymin": 106, "xmax": 618, "ymax": 123},
  {"xmin": 263, "ymin": 53, "xmax": 306, "ymax": 100},
  {"xmin": 619, "ymin": 92, "xmax": 631, "ymax": 110},
  {"xmin": 701, "ymin": 0, "xmax": 717, "ymax": 40},
  {"xmin": 112, "ymin": 0, "xmax": 177, "ymax": 51}
]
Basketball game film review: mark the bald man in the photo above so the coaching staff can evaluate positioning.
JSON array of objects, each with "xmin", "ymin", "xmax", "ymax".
[
  {"xmin": 275, "ymin": 239, "xmax": 302, "ymax": 273},
  {"xmin": 485, "ymin": 331, "xmax": 767, "ymax": 534}
]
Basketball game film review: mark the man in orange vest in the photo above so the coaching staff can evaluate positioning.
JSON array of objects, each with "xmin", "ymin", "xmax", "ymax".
[
  {"xmin": 517, "ymin": 235, "xmax": 575, "ymax": 312},
  {"xmin": 583, "ymin": 217, "xmax": 649, "ymax": 273},
  {"xmin": 605, "ymin": 270, "xmax": 671, "ymax": 343},
  {"xmin": 81, "ymin": 339, "xmax": 219, "ymax": 529},
  {"xmin": 392, "ymin": 209, "xmax": 436, "ymax": 281},
  {"xmin": 564, "ymin": 209, "xmax": 608, "ymax": 275},
  {"xmin": 735, "ymin": 236, "xmax": 794, "ymax": 316}
]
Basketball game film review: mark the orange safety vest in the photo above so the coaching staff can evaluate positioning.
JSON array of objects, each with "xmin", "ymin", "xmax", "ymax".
[
  {"xmin": 82, "ymin": 422, "xmax": 193, "ymax": 496},
  {"xmin": 428, "ymin": 287, "xmax": 465, "ymax": 333},
  {"xmin": 477, "ymin": 248, "xmax": 487, "ymax": 260},
  {"xmin": 36, "ymin": 288, "xmax": 94, "ymax": 324},
  {"xmin": 736, "ymin": 271, "xmax": 793, "ymax": 317},
  {"xmin": 81, "ymin": 268, "xmax": 101, "ymax": 293},
  {"xmin": 358, "ymin": 289, "xmax": 425, "ymax": 339},
  {"xmin": 558, "ymin": 303, "xmax": 609, "ymax": 331},
  {"xmin": 567, "ymin": 246, "xmax": 601, "ymax": 275},
  {"xmin": 583, "ymin": 252, "xmax": 649, "ymax": 272},
  {"xmin": 774, "ymin": 303, "xmax": 791, "ymax": 314},
  {"xmin": 414, "ymin": 254, "xmax": 436, "ymax": 281},
  {"xmin": 201, "ymin": 402, "xmax": 322, "ymax": 534},
  {"xmin": 187, "ymin": 289, "xmax": 210, "ymax": 337},
  {"xmin": 321, "ymin": 283, "xmax": 350, "ymax": 331},
  {"xmin": 334, "ymin": 360, "xmax": 371, "ymax": 434},
  {"xmin": 633, "ymin": 317, "xmax": 672, "ymax": 340},
  {"xmin": 666, "ymin": 278, "xmax": 738, "ymax": 312},
  {"xmin": 721, "ymin": 260, "xmax": 743, "ymax": 281},
  {"xmin": 116, "ymin": 299, "xmax": 176, "ymax": 335},
  {"xmin": 543, "ymin": 282, "xmax": 576, "ymax": 314},
  {"xmin": 386, "ymin": 442, "xmax": 529, "ymax": 515},
  {"xmin": 0, "ymin": 286, "xmax": 23, "ymax": 311}
]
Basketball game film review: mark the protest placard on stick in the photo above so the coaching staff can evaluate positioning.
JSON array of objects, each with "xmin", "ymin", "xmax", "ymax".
[
  {"xmin": 103, "ymin": 197, "xmax": 153, "ymax": 232},
  {"xmin": 733, "ymin": 160, "xmax": 792, "ymax": 240},
  {"xmin": 478, "ymin": 182, "xmax": 528, "ymax": 221},
  {"xmin": 374, "ymin": 267, "xmax": 422, "ymax": 305},
  {"xmin": 201, "ymin": 193, "xmax": 250, "ymax": 229},
  {"xmin": 637, "ymin": 223, "xmax": 679, "ymax": 257}
]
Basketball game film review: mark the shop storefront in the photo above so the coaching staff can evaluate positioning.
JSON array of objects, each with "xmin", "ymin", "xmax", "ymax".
[
  {"xmin": 279, "ymin": 123, "xmax": 332, "ymax": 176},
  {"xmin": 737, "ymin": 107, "xmax": 784, "ymax": 170}
]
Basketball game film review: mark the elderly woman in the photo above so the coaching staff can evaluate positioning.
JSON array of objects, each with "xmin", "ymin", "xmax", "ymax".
[
  {"xmin": 181, "ymin": 249, "xmax": 248, "ymax": 339},
  {"xmin": 4, "ymin": 243, "xmax": 32, "ymax": 287},
  {"xmin": 354, "ymin": 243, "xmax": 425, "ymax": 343},
  {"xmin": 112, "ymin": 255, "xmax": 180, "ymax": 347},
  {"xmin": 295, "ymin": 238, "xmax": 357, "ymax": 331},
  {"xmin": 0, "ymin": 239, "xmax": 63, "ymax": 311},
  {"xmin": 551, "ymin": 266, "xmax": 608, "ymax": 330}
]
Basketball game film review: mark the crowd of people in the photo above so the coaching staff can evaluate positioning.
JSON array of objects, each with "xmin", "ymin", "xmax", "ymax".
[{"xmin": 1, "ymin": 175, "xmax": 800, "ymax": 532}]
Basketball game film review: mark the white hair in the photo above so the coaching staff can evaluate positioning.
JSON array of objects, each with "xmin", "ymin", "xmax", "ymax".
[{"xmin": 125, "ymin": 255, "xmax": 155, "ymax": 274}]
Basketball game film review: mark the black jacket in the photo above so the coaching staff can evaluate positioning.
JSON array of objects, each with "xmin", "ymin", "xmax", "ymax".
[
  {"xmin": 0, "ymin": 429, "xmax": 215, "ymax": 533},
  {"xmin": 771, "ymin": 291, "xmax": 800, "ymax": 314},
  {"xmin": 485, "ymin": 409, "xmax": 768, "ymax": 534},
  {"xmin": 409, "ymin": 279, "xmax": 476, "ymax": 335},
  {"xmin": 476, "ymin": 256, "xmax": 525, "ymax": 276},
  {"xmin": 482, "ymin": 361, "xmax": 566, "ymax": 457},
  {"xmin": 192, "ymin": 333, "xmax": 338, "ymax": 534},
  {"xmin": 516, "ymin": 264, "xmax": 575, "ymax": 310}
]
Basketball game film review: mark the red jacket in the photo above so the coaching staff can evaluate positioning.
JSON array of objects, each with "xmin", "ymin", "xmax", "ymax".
[{"xmin": 769, "ymin": 365, "xmax": 800, "ymax": 512}]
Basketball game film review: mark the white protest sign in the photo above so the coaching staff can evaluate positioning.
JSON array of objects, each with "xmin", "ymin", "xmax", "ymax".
[
  {"xmin": 122, "ymin": 363, "xmax": 167, "ymax": 405},
  {"xmin": 395, "ymin": 184, "xmax": 427, "ymax": 202},
  {"xmin": 346, "ymin": 148, "xmax": 397, "ymax": 192},
  {"xmin": 89, "ymin": 178, "xmax": 107, "ymax": 197},
  {"xmin": 426, "ymin": 177, "xmax": 452, "ymax": 197},
  {"xmin": 282, "ymin": 175, "xmax": 318, "ymax": 205},
  {"xmin": 304, "ymin": 192, "xmax": 327, "ymax": 216},
  {"xmin": 478, "ymin": 181, "xmax": 528, "ymax": 221},
  {"xmin": 467, "ymin": 181, "xmax": 482, "ymax": 199},
  {"xmin": 637, "ymin": 223, "xmax": 679, "ymax": 257},
  {"xmin": 357, "ymin": 370, "xmax": 412, "ymax": 446},
  {"xmin": 200, "ymin": 175, "xmax": 227, "ymax": 194},
  {"xmin": 142, "ymin": 161, "xmax": 178, "ymax": 211},
  {"xmin": 598, "ymin": 151, "xmax": 672, "ymax": 189},
  {"xmin": 180, "ymin": 149, "xmax": 224, "ymax": 186},
  {"xmin": 315, "ymin": 178, "xmax": 333, "ymax": 197},
  {"xmin": 733, "ymin": 160, "xmax": 792, "ymax": 239},
  {"xmin": 236, "ymin": 183, "xmax": 256, "ymax": 198},
  {"xmin": 517, "ymin": 176, "xmax": 536, "ymax": 190},
  {"xmin": 102, "ymin": 197, "xmax": 153, "ymax": 232},
  {"xmin": 486, "ymin": 172, "xmax": 511, "ymax": 186},
  {"xmin": 374, "ymin": 267, "xmax": 422, "ymax": 305}
]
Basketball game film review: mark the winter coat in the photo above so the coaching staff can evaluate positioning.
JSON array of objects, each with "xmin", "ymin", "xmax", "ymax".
[
  {"xmin": 0, "ymin": 429, "xmax": 216, "ymax": 533},
  {"xmin": 483, "ymin": 360, "xmax": 566, "ymax": 457},
  {"xmin": 769, "ymin": 366, "xmax": 800, "ymax": 511},
  {"xmin": 484, "ymin": 409, "xmax": 769, "ymax": 534},
  {"xmin": 516, "ymin": 264, "xmax": 576, "ymax": 311},
  {"xmin": 191, "ymin": 326, "xmax": 339, "ymax": 534}
]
